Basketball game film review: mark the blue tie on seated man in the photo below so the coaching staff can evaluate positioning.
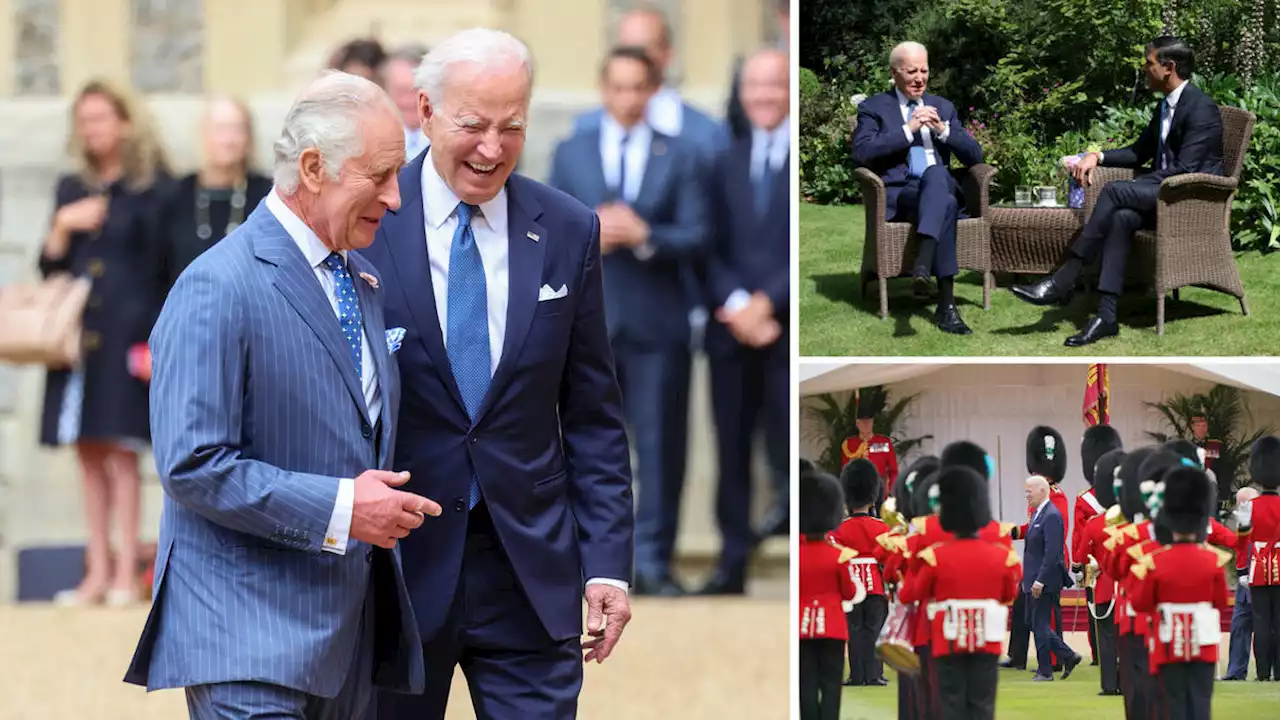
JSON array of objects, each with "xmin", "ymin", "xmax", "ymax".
[
  {"xmin": 851, "ymin": 40, "xmax": 986, "ymax": 336},
  {"xmin": 1012, "ymin": 35, "xmax": 1225, "ymax": 347}
]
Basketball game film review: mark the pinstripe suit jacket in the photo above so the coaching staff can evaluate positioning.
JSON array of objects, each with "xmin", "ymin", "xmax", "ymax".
[{"xmin": 124, "ymin": 203, "xmax": 425, "ymax": 697}]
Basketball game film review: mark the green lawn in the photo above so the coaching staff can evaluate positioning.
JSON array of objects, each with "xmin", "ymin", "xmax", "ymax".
[{"xmin": 800, "ymin": 203, "xmax": 1280, "ymax": 357}]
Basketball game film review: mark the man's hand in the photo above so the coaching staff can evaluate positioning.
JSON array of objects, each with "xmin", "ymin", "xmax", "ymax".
[
  {"xmin": 716, "ymin": 292, "xmax": 779, "ymax": 347},
  {"xmin": 1031, "ymin": 580, "xmax": 1044, "ymax": 599},
  {"xmin": 55, "ymin": 196, "xmax": 108, "ymax": 234},
  {"xmin": 596, "ymin": 203, "xmax": 648, "ymax": 253},
  {"xmin": 1071, "ymin": 152, "xmax": 1101, "ymax": 187},
  {"xmin": 908, "ymin": 106, "xmax": 941, "ymax": 134},
  {"xmin": 582, "ymin": 583, "xmax": 631, "ymax": 664},
  {"xmin": 350, "ymin": 470, "xmax": 442, "ymax": 549}
]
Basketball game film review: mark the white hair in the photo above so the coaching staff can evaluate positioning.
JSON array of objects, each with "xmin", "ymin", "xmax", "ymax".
[
  {"xmin": 412, "ymin": 28, "xmax": 534, "ymax": 109},
  {"xmin": 1025, "ymin": 475, "xmax": 1050, "ymax": 493},
  {"xmin": 890, "ymin": 41, "xmax": 928, "ymax": 69},
  {"xmin": 272, "ymin": 71, "xmax": 397, "ymax": 194}
]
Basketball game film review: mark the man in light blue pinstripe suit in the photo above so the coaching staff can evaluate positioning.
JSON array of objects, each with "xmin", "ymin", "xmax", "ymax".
[{"xmin": 125, "ymin": 72, "xmax": 438, "ymax": 719}]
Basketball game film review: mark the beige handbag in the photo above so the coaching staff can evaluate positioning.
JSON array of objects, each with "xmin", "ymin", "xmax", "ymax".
[{"xmin": 0, "ymin": 272, "xmax": 92, "ymax": 368}]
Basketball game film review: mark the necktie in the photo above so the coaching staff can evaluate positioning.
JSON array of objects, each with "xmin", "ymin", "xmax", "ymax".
[
  {"xmin": 907, "ymin": 101, "xmax": 929, "ymax": 178},
  {"xmin": 1157, "ymin": 99, "xmax": 1170, "ymax": 169},
  {"xmin": 755, "ymin": 134, "xmax": 773, "ymax": 216},
  {"xmin": 445, "ymin": 202, "xmax": 491, "ymax": 510},
  {"xmin": 322, "ymin": 253, "xmax": 363, "ymax": 381},
  {"xmin": 615, "ymin": 131, "xmax": 631, "ymax": 203}
]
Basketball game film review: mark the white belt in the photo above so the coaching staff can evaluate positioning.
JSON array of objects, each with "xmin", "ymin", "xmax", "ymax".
[
  {"xmin": 1254, "ymin": 542, "xmax": 1280, "ymax": 550},
  {"xmin": 849, "ymin": 557, "xmax": 879, "ymax": 565},
  {"xmin": 1156, "ymin": 602, "xmax": 1220, "ymax": 647},
  {"xmin": 928, "ymin": 599, "xmax": 1007, "ymax": 644}
]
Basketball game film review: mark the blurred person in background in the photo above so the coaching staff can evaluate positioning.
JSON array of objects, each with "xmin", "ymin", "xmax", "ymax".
[
  {"xmin": 701, "ymin": 47, "xmax": 789, "ymax": 596},
  {"xmin": 328, "ymin": 38, "xmax": 387, "ymax": 84},
  {"xmin": 40, "ymin": 79, "xmax": 171, "ymax": 607},
  {"xmin": 382, "ymin": 44, "xmax": 431, "ymax": 160},
  {"xmin": 550, "ymin": 45, "xmax": 707, "ymax": 598},
  {"xmin": 155, "ymin": 95, "xmax": 271, "ymax": 294},
  {"xmin": 727, "ymin": 0, "xmax": 789, "ymax": 140}
]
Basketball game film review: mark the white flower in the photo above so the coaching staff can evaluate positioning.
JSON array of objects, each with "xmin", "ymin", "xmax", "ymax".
[{"xmin": 851, "ymin": 93, "xmax": 867, "ymax": 106}]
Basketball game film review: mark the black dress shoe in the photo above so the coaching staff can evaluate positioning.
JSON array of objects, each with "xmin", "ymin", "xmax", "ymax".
[
  {"xmin": 1090, "ymin": 659, "xmax": 1099, "ymax": 666},
  {"xmin": 756, "ymin": 505, "xmax": 788, "ymax": 540},
  {"xmin": 697, "ymin": 566, "xmax": 747, "ymax": 596},
  {"xmin": 1098, "ymin": 689, "xmax": 1122, "ymax": 696},
  {"xmin": 633, "ymin": 573, "xmax": 687, "ymax": 597},
  {"xmin": 843, "ymin": 677, "xmax": 860, "ymax": 687},
  {"xmin": 998, "ymin": 659, "xmax": 1025, "ymax": 670},
  {"xmin": 1032, "ymin": 674, "xmax": 1054, "ymax": 682},
  {"xmin": 1061, "ymin": 653, "xmax": 1083, "ymax": 679},
  {"xmin": 913, "ymin": 275, "xmax": 936, "ymax": 299},
  {"xmin": 1064, "ymin": 316, "xmax": 1119, "ymax": 347},
  {"xmin": 865, "ymin": 677, "xmax": 890, "ymax": 687},
  {"xmin": 1012, "ymin": 275, "xmax": 1073, "ymax": 306},
  {"xmin": 935, "ymin": 304, "xmax": 972, "ymax": 335}
]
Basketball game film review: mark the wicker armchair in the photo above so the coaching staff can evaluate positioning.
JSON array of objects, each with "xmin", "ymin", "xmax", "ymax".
[
  {"xmin": 1082, "ymin": 106, "xmax": 1254, "ymax": 335},
  {"xmin": 850, "ymin": 118, "xmax": 996, "ymax": 319}
]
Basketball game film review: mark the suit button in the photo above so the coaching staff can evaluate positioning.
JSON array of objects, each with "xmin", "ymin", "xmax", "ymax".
[
  {"xmin": 454, "ymin": 497, "xmax": 465, "ymax": 513},
  {"xmin": 366, "ymin": 549, "xmax": 373, "ymax": 563},
  {"xmin": 87, "ymin": 295, "xmax": 101, "ymax": 309},
  {"xmin": 470, "ymin": 436, "xmax": 478, "ymax": 444},
  {"xmin": 82, "ymin": 331, "xmax": 101, "ymax": 351},
  {"xmin": 87, "ymin": 258, "xmax": 104, "ymax": 277},
  {"xmin": 361, "ymin": 423, "xmax": 372, "ymax": 439}
]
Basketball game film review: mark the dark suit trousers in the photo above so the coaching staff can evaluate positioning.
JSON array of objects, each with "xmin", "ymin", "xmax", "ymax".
[
  {"xmin": 1118, "ymin": 633, "xmax": 1152, "ymax": 720},
  {"xmin": 889, "ymin": 164, "xmax": 962, "ymax": 278},
  {"xmin": 1157, "ymin": 662, "xmax": 1214, "ymax": 720},
  {"xmin": 1028, "ymin": 591, "xmax": 1074, "ymax": 676},
  {"xmin": 1068, "ymin": 177, "xmax": 1160, "ymax": 295},
  {"xmin": 612, "ymin": 337, "xmax": 691, "ymax": 579},
  {"xmin": 936, "ymin": 654, "xmax": 998, "ymax": 720},
  {"xmin": 1254, "ymin": 585, "xmax": 1280, "ymax": 680},
  {"xmin": 1093, "ymin": 601, "xmax": 1120, "ymax": 693},
  {"xmin": 1008, "ymin": 589, "xmax": 1063, "ymax": 667},
  {"xmin": 846, "ymin": 594, "xmax": 888, "ymax": 683},
  {"xmin": 799, "ymin": 638, "xmax": 844, "ymax": 720},
  {"xmin": 374, "ymin": 503, "xmax": 582, "ymax": 720},
  {"xmin": 1225, "ymin": 582, "xmax": 1253, "ymax": 678},
  {"xmin": 710, "ymin": 339, "xmax": 788, "ymax": 570}
]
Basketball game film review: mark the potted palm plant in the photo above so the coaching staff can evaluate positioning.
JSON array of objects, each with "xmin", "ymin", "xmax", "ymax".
[{"xmin": 802, "ymin": 385, "xmax": 933, "ymax": 474}]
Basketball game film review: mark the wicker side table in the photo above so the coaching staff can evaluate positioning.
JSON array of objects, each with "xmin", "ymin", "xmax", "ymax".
[{"xmin": 988, "ymin": 205, "xmax": 1085, "ymax": 274}]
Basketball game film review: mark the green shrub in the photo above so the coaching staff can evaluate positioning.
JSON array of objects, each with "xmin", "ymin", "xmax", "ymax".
[{"xmin": 799, "ymin": 68, "xmax": 860, "ymax": 204}]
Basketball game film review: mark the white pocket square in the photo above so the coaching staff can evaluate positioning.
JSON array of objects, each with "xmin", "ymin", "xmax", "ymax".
[
  {"xmin": 386, "ymin": 327, "xmax": 406, "ymax": 354},
  {"xmin": 538, "ymin": 284, "xmax": 568, "ymax": 302}
]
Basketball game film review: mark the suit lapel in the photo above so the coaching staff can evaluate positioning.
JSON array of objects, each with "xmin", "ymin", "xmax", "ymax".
[
  {"xmin": 382, "ymin": 157, "xmax": 467, "ymax": 414},
  {"xmin": 473, "ymin": 178, "xmax": 546, "ymax": 425},
  {"xmin": 634, "ymin": 133, "xmax": 674, "ymax": 210},
  {"xmin": 250, "ymin": 207, "xmax": 368, "ymax": 417},
  {"xmin": 583, "ymin": 131, "xmax": 609, "ymax": 205},
  {"xmin": 349, "ymin": 251, "xmax": 393, "ymax": 464}
]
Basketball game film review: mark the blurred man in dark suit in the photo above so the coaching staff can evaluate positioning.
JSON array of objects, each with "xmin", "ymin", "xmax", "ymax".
[
  {"xmin": 727, "ymin": 0, "xmax": 789, "ymax": 140},
  {"xmin": 700, "ymin": 48, "xmax": 789, "ymax": 595},
  {"xmin": 550, "ymin": 46, "xmax": 707, "ymax": 597},
  {"xmin": 852, "ymin": 41, "xmax": 984, "ymax": 335},
  {"xmin": 1013, "ymin": 36, "xmax": 1223, "ymax": 346}
]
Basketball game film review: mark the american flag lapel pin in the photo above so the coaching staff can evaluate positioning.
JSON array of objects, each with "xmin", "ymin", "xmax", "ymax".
[{"xmin": 527, "ymin": 231, "xmax": 540, "ymax": 242}]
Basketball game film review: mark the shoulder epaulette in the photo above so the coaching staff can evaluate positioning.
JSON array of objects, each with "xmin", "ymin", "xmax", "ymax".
[
  {"xmin": 1205, "ymin": 544, "xmax": 1234, "ymax": 568},
  {"xmin": 1103, "ymin": 533, "xmax": 1122, "ymax": 551},
  {"xmin": 1130, "ymin": 546, "xmax": 1166, "ymax": 579},
  {"xmin": 876, "ymin": 531, "xmax": 898, "ymax": 553},
  {"xmin": 1006, "ymin": 548, "xmax": 1021, "ymax": 567},
  {"xmin": 919, "ymin": 545, "xmax": 939, "ymax": 567},
  {"xmin": 911, "ymin": 516, "xmax": 929, "ymax": 534},
  {"xmin": 1123, "ymin": 524, "xmax": 1141, "ymax": 540},
  {"xmin": 1127, "ymin": 544, "xmax": 1148, "ymax": 561}
]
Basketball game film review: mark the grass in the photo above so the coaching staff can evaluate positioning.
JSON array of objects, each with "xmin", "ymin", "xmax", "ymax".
[{"xmin": 799, "ymin": 203, "xmax": 1280, "ymax": 356}]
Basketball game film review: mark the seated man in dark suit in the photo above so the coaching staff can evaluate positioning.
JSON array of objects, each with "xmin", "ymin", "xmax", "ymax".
[
  {"xmin": 1022, "ymin": 475, "xmax": 1083, "ymax": 681},
  {"xmin": 1013, "ymin": 36, "xmax": 1224, "ymax": 346},
  {"xmin": 852, "ymin": 41, "xmax": 985, "ymax": 335}
]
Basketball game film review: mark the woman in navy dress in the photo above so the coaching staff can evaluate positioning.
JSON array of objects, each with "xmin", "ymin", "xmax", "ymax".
[{"xmin": 38, "ymin": 79, "xmax": 171, "ymax": 607}]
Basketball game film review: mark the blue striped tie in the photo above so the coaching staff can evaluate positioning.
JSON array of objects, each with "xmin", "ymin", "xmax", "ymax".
[{"xmin": 446, "ymin": 202, "xmax": 490, "ymax": 509}]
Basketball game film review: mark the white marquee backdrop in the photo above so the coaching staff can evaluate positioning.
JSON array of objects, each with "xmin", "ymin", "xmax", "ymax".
[{"xmin": 800, "ymin": 364, "xmax": 1280, "ymax": 548}]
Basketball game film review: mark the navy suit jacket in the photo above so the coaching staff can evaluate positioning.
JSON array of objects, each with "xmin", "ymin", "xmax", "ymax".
[
  {"xmin": 852, "ymin": 90, "xmax": 983, "ymax": 217},
  {"xmin": 548, "ymin": 127, "xmax": 708, "ymax": 347},
  {"xmin": 362, "ymin": 154, "xmax": 635, "ymax": 643},
  {"xmin": 1021, "ymin": 500, "xmax": 1073, "ymax": 595},
  {"xmin": 1101, "ymin": 82, "xmax": 1224, "ymax": 183},
  {"xmin": 703, "ymin": 131, "xmax": 790, "ymax": 358}
]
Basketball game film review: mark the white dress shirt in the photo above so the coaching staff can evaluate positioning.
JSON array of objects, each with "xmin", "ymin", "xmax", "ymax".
[
  {"xmin": 600, "ymin": 114, "xmax": 653, "ymax": 205},
  {"xmin": 1098, "ymin": 80, "xmax": 1187, "ymax": 167},
  {"xmin": 418, "ymin": 154, "xmax": 629, "ymax": 593},
  {"xmin": 724, "ymin": 118, "xmax": 791, "ymax": 313},
  {"xmin": 896, "ymin": 88, "xmax": 950, "ymax": 168},
  {"xmin": 405, "ymin": 126, "xmax": 430, "ymax": 161},
  {"xmin": 265, "ymin": 188, "xmax": 381, "ymax": 555},
  {"xmin": 646, "ymin": 85, "xmax": 685, "ymax": 137}
]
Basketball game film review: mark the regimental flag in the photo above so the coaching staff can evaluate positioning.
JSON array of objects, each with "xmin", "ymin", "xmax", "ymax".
[{"xmin": 1083, "ymin": 363, "xmax": 1110, "ymax": 426}]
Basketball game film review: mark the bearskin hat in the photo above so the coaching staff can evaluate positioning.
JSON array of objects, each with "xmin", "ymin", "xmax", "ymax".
[
  {"xmin": 1157, "ymin": 466, "xmax": 1212, "ymax": 536},
  {"xmin": 1117, "ymin": 447, "xmax": 1156, "ymax": 521},
  {"xmin": 894, "ymin": 456, "xmax": 940, "ymax": 521},
  {"xmin": 941, "ymin": 440, "xmax": 992, "ymax": 480},
  {"xmin": 910, "ymin": 468, "xmax": 941, "ymax": 519},
  {"xmin": 857, "ymin": 403, "xmax": 877, "ymax": 420},
  {"xmin": 1081, "ymin": 425, "xmax": 1123, "ymax": 484},
  {"xmin": 800, "ymin": 469, "xmax": 844, "ymax": 536},
  {"xmin": 1250, "ymin": 435, "xmax": 1280, "ymax": 490},
  {"xmin": 1092, "ymin": 448, "xmax": 1126, "ymax": 508},
  {"xmin": 937, "ymin": 465, "xmax": 991, "ymax": 536},
  {"xmin": 800, "ymin": 457, "xmax": 817, "ymax": 477},
  {"xmin": 840, "ymin": 458, "xmax": 882, "ymax": 511},
  {"xmin": 1026, "ymin": 425, "xmax": 1068, "ymax": 483},
  {"xmin": 1162, "ymin": 439, "xmax": 1203, "ymax": 468}
]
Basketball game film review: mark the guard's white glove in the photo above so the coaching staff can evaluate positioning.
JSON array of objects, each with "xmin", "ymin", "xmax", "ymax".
[
  {"xmin": 1239, "ymin": 574, "xmax": 1250, "ymax": 588},
  {"xmin": 1236, "ymin": 500, "xmax": 1253, "ymax": 529},
  {"xmin": 1071, "ymin": 567, "xmax": 1085, "ymax": 585}
]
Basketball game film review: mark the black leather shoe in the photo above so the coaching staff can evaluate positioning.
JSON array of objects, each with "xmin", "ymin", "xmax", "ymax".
[
  {"xmin": 865, "ymin": 677, "xmax": 890, "ymax": 687},
  {"xmin": 1064, "ymin": 316, "xmax": 1120, "ymax": 347},
  {"xmin": 998, "ymin": 659, "xmax": 1025, "ymax": 670},
  {"xmin": 935, "ymin": 304, "xmax": 972, "ymax": 335},
  {"xmin": 756, "ymin": 505, "xmax": 788, "ymax": 540},
  {"xmin": 1098, "ymin": 689, "xmax": 1122, "ymax": 696},
  {"xmin": 1061, "ymin": 653, "xmax": 1083, "ymax": 679},
  {"xmin": 913, "ymin": 275, "xmax": 936, "ymax": 299},
  {"xmin": 843, "ymin": 677, "xmax": 860, "ymax": 687},
  {"xmin": 1032, "ymin": 674, "xmax": 1054, "ymax": 682},
  {"xmin": 1012, "ymin": 275, "xmax": 1074, "ymax": 306},
  {"xmin": 697, "ymin": 566, "xmax": 747, "ymax": 596},
  {"xmin": 634, "ymin": 573, "xmax": 687, "ymax": 597},
  {"xmin": 1090, "ymin": 659, "xmax": 1099, "ymax": 666}
]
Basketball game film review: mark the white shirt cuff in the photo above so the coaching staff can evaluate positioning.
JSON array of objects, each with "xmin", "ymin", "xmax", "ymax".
[
  {"xmin": 724, "ymin": 288, "xmax": 752, "ymax": 313},
  {"xmin": 1031, "ymin": 581, "xmax": 1044, "ymax": 591},
  {"xmin": 323, "ymin": 477, "xmax": 355, "ymax": 554},
  {"xmin": 632, "ymin": 243, "xmax": 656, "ymax": 261},
  {"xmin": 902, "ymin": 123, "xmax": 914, "ymax": 142},
  {"xmin": 1097, "ymin": 151, "xmax": 1105, "ymax": 163},
  {"xmin": 937, "ymin": 123, "xmax": 951, "ymax": 143},
  {"xmin": 587, "ymin": 577, "xmax": 630, "ymax": 593}
]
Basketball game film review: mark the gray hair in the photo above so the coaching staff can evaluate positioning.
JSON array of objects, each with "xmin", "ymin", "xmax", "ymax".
[
  {"xmin": 272, "ymin": 71, "xmax": 396, "ymax": 194},
  {"xmin": 412, "ymin": 28, "xmax": 534, "ymax": 108},
  {"xmin": 890, "ymin": 41, "xmax": 928, "ymax": 69}
]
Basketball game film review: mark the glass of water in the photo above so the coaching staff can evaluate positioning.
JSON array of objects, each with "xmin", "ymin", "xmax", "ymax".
[{"xmin": 1015, "ymin": 186, "xmax": 1032, "ymax": 206}]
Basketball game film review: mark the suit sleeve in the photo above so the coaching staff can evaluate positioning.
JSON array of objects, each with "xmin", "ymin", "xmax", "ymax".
[
  {"xmin": 547, "ymin": 141, "xmax": 571, "ymax": 196},
  {"xmin": 1100, "ymin": 112, "xmax": 1158, "ymax": 170},
  {"xmin": 149, "ymin": 265, "xmax": 342, "ymax": 553},
  {"xmin": 851, "ymin": 102, "xmax": 912, "ymax": 167},
  {"xmin": 1036, "ymin": 512, "xmax": 1065, "ymax": 587},
  {"xmin": 641, "ymin": 151, "xmax": 709, "ymax": 260},
  {"xmin": 1148, "ymin": 99, "xmax": 1223, "ymax": 183},
  {"xmin": 704, "ymin": 147, "xmax": 744, "ymax": 309},
  {"xmin": 37, "ymin": 176, "xmax": 82, "ymax": 277},
  {"xmin": 939, "ymin": 103, "xmax": 984, "ymax": 166},
  {"xmin": 560, "ymin": 215, "xmax": 636, "ymax": 584}
]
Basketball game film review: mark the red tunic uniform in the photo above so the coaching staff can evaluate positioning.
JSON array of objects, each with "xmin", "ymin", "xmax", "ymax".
[
  {"xmin": 902, "ymin": 516, "xmax": 1018, "ymax": 646},
  {"xmin": 1075, "ymin": 513, "xmax": 1118, "ymax": 605},
  {"xmin": 799, "ymin": 537, "xmax": 860, "ymax": 641},
  {"xmin": 1102, "ymin": 520, "xmax": 1154, "ymax": 636},
  {"xmin": 829, "ymin": 513, "xmax": 890, "ymax": 596},
  {"xmin": 1195, "ymin": 438, "xmax": 1223, "ymax": 471},
  {"xmin": 1127, "ymin": 543, "xmax": 1232, "ymax": 669},
  {"xmin": 1207, "ymin": 518, "xmax": 1243, "ymax": 551},
  {"xmin": 1074, "ymin": 488, "xmax": 1106, "ymax": 561},
  {"xmin": 1239, "ymin": 492, "xmax": 1280, "ymax": 587},
  {"xmin": 898, "ymin": 539, "xmax": 1021, "ymax": 657},
  {"xmin": 1017, "ymin": 483, "xmax": 1072, "ymax": 565},
  {"xmin": 841, "ymin": 435, "xmax": 899, "ymax": 492}
]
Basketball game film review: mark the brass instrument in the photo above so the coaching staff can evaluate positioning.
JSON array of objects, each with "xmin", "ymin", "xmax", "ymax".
[
  {"xmin": 880, "ymin": 497, "xmax": 908, "ymax": 533},
  {"xmin": 1104, "ymin": 504, "xmax": 1125, "ymax": 526},
  {"xmin": 1084, "ymin": 561, "xmax": 1100, "ymax": 589}
]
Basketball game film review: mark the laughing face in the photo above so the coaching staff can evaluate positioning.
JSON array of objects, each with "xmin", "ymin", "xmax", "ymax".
[
  {"xmin": 421, "ymin": 58, "xmax": 529, "ymax": 205},
  {"xmin": 300, "ymin": 107, "xmax": 404, "ymax": 251}
]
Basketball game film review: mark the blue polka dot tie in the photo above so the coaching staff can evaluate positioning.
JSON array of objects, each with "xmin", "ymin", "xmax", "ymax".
[
  {"xmin": 446, "ymin": 203, "xmax": 490, "ymax": 510},
  {"xmin": 322, "ymin": 253, "xmax": 363, "ymax": 380}
]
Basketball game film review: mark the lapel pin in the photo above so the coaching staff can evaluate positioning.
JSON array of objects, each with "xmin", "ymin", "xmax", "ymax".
[
  {"xmin": 527, "ymin": 231, "xmax": 540, "ymax": 242},
  {"xmin": 357, "ymin": 271, "xmax": 379, "ymax": 289},
  {"xmin": 653, "ymin": 140, "xmax": 667, "ymax": 156}
]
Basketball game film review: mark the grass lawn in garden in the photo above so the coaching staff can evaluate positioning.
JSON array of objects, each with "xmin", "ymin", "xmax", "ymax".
[{"xmin": 800, "ymin": 203, "xmax": 1280, "ymax": 357}]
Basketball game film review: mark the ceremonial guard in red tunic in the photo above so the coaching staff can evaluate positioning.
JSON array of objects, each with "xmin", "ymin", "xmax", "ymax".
[
  {"xmin": 1075, "ymin": 425, "xmax": 1124, "ymax": 667},
  {"xmin": 842, "ymin": 405, "xmax": 900, "ymax": 494},
  {"xmin": 1237, "ymin": 435, "xmax": 1280, "ymax": 682},
  {"xmin": 1189, "ymin": 413, "xmax": 1223, "ymax": 472},
  {"xmin": 799, "ymin": 469, "xmax": 863, "ymax": 720},
  {"xmin": 899, "ymin": 466, "xmax": 1020, "ymax": 720},
  {"xmin": 1074, "ymin": 447, "xmax": 1127, "ymax": 697},
  {"xmin": 831, "ymin": 459, "xmax": 890, "ymax": 686},
  {"xmin": 1127, "ymin": 466, "xmax": 1232, "ymax": 720}
]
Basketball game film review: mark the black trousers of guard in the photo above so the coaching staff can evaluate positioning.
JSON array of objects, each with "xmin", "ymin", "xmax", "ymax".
[
  {"xmin": 1092, "ymin": 602, "xmax": 1120, "ymax": 694},
  {"xmin": 1086, "ymin": 587, "xmax": 1099, "ymax": 661},
  {"xmin": 1156, "ymin": 662, "xmax": 1214, "ymax": 720},
  {"xmin": 935, "ymin": 654, "xmax": 998, "ymax": 720},
  {"xmin": 799, "ymin": 638, "xmax": 843, "ymax": 720},
  {"xmin": 1118, "ymin": 633, "xmax": 1152, "ymax": 720},
  {"xmin": 1254, "ymin": 585, "xmax": 1280, "ymax": 680},
  {"xmin": 848, "ymin": 595, "xmax": 889, "ymax": 684}
]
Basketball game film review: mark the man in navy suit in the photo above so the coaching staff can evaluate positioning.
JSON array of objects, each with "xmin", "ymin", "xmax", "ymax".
[
  {"xmin": 549, "ymin": 46, "xmax": 707, "ymax": 597},
  {"xmin": 1022, "ymin": 475, "xmax": 1084, "ymax": 681},
  {"xmin": 363, "ymin": 30, "xmax": 635, "ymax": 718},
  {"xmin": 852, "ymin": 41, "xmax": 984, "ymax": 335},
  {"xmin": 1013, "ymin": 36, "xmax": 1224, "ymax": 346},
  {"xmin": 700, "ymin": 47, "xmax": 790, "ymax": 596}
]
